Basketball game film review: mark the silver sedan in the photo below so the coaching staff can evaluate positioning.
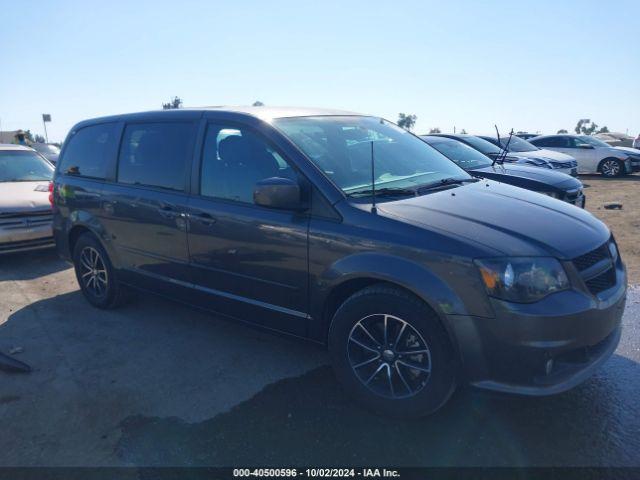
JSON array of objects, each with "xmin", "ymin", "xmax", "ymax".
[{"xmin": 0, "ymin": 144, "xmax": 55, "ymax": 254}]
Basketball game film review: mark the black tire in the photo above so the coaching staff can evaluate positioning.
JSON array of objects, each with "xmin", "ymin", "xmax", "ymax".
[
  {"xmin": 328, "ymin": 284, "xmax": 456, "ymax": 417},
  {"xmin": 599, "ymin": 158, "xmax": 625, "ymax": 177},
  {"xmin": 72, "ymin": 232, "xmax": 127, "ymax": 309}
]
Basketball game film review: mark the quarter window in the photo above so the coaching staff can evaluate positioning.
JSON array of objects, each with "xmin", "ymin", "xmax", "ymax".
[
  {"xmin": 58, "ymin": 123, "xmax": 116, "ymax": 178},
  {"xmin": 200, "ymin": 125, "xmax": 297, "ymax": 204},
  {"xmin": 117, "ymin": 122, "xmax": 195, "ymax": 191}
]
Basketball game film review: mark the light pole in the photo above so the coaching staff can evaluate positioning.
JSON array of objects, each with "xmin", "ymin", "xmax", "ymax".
[{"xmin": 42, "ymin": 114, "xmax": 51, "ymax": 143}]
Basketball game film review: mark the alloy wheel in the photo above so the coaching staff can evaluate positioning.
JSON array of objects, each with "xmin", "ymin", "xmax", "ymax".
[
  {"xmin": 601, "ymin": 160, "xmax": 620, "ymax": 177},
  {"xmin": 347, "ymin": 314, "xmax": 432, "ymax": 399},
  {"xmin": 79, "ymin": 246, "xmax": 108, "ymax": 297}
]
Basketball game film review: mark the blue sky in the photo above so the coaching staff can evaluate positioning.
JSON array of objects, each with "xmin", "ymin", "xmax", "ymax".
[{"xmin": 1, "ymin": 0, "xmax": 639, "ymax": 142}]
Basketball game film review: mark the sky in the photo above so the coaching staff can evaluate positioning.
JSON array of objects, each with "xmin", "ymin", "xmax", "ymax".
[{"xmin": 1, "ymin": 0, "xmax": 639, "ymax": 143}]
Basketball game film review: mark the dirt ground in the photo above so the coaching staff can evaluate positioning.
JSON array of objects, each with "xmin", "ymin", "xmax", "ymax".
[{"xmin": 581, "ymin": 174, "xmax": 639, "ymax": 283}]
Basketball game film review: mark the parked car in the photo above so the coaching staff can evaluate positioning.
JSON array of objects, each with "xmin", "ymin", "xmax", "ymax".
[
  {"xmin": 31, "ymin": 143, "xmax": 61, "ymax": 164},
  {"xmin": 431, "ymin": 134, "xmax": 578, "ymax": 176},
  {"xmin": 53, "ymin": 107, "xmax": 626, "ymax": 417},
  {"xmin": 529, "ymin": 134, "xmax": 637, "ymax": 177},
  {"xmin": 478, "ymin": 135, "xmax": 579, "ymax": 176},
  {"xmin": 594, "ymin": 132, "xmax": 635, "ymax": 148},
  {"xmin": 0, "ymin": 144, "xmax": 55, "ymax": 254},
  {"xmin": 421, "ymin": 135, "xmax": 585, "ymax": 207},
  {"xmin": 515, "ymin": 132, "xmax": 539, "ymax": 141}
]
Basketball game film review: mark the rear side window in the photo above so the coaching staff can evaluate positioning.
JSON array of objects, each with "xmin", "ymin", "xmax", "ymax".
[
  {"xmin": 58, "ymin": 123, "xmax": 116, "ymax": 178},
  {"xmin": 117, "ymin": 122, "xmax": 195, "ymax": 191}
]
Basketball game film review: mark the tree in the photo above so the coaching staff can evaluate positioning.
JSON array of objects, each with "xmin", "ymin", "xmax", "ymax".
[
  {"xmin": 597, "ymin": 126, "xmax": 610, "ymax": 134},
  {"xmin": 574, "ymin": 119, "xmax": 600, "ymax": 135},
  {"xmin": 397, "ymin": 113, "xmax": 417, "ymax": 131},
  {"xmin": 429, "ymin": 127, "xmax": 441, "ymax": 134},
  {"xmin": 460, "ymin": 129, "xmax": 467, "ymax": 134},
  {"xmin": 584, "ymin": 123, "xmax": 598, "ymax": 135},
  {"xmin": 23, "ymin": 130, "xmax": 35, "ymax": 142},
  {"xmin": 557, "ymin": 129, "xmax": 568, "ymax": 134},
  {"xmin": 162, "ymin": 96, "xmax": 183, "ymax": 109},
  {"xmin": 34, "ymin": 134, "xmax": 46, "ymax": 143},
  {"xmin": 252, "ymin": 100, "xmax": 264, "ymax": 106}
]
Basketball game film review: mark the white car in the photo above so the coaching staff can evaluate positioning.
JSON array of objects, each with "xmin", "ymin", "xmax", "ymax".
[
  {"xmin": 0, "ymin": 144, "xmax": 55, "ymax": 254},
  {"xmin": 529, "ymin": 134, "xmax": 636, "ymax": 177},
  {"xmin": 478, "ymin": 135, "xmax": 578, "ymax": 176}
]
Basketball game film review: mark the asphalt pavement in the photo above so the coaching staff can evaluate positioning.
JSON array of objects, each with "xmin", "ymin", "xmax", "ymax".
[{"xmin": 1, "ymin": 249, "xmax": 639, "ymax": 467}]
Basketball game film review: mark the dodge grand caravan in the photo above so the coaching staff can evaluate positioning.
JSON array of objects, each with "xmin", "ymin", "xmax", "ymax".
[{"xmin": 52, "ymin": 107, "xmax": 626, "ymax": 417}]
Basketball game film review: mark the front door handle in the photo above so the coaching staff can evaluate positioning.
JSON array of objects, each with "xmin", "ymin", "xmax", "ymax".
[
  {"xmin": 191, "ymin": 212, "xmax": 217, "ymax": 226},
  {"xmin": 157, "ymin": 204, "xmax": 180, "ymax": 218}
]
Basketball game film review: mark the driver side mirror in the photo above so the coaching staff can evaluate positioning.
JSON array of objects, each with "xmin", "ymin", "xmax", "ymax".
[
  {"xmin": 577, "ymin": 144, "xmax": 594, "ymax": 149},
  {"xmin": 254, "ymin": 177, "xmax": 305, "ymax": 211}
]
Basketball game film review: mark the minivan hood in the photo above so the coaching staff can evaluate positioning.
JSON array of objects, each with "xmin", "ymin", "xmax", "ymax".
[
  {"xmin": 472, "ymin": 163, "xmax": 581, "ymax": 189},
  {"xmin": 377, "ymin": 181, "xmax": 608, "ymax": 258},
  {"xmin": 0, "ymin": 181, "xmax": 51, "ymax": 214}
]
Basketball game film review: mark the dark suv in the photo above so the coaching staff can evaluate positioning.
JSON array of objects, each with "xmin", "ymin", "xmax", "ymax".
[{"xmin": 53, "ymin": 107, "xmax": 627, "ymax": 417}]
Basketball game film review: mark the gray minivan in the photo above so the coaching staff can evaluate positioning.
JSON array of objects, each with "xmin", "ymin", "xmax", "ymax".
[{"xmin": 52, "ymin": 107, "xmax": 626, "ymax": 417}]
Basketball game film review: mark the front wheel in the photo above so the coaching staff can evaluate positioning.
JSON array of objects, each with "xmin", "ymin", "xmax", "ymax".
[
  {"xmin": 599, "ymin": 158, "xmax": 624, "ymax": 177},
  {"xmin": 328, "ymin": 285, "xmax": 456, "ymax": 417}
]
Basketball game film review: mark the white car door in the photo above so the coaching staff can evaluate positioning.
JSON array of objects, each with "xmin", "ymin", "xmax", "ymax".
[
  {"xmin": 564, "ymin": 137, "xmax": 601, "ymax": 174},
  {"xmin": 542, "ymin": 136, "xmax": 593, "ymax": 173}
]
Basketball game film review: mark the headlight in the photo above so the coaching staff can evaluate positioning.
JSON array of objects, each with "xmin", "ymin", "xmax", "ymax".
[
  {"xmin": 475, "ymin": 257, "xmax": 569, "ymax": 303},
  {"xmin": 527, "ymin": 160, "xmax": 552, "ymax": 169}
]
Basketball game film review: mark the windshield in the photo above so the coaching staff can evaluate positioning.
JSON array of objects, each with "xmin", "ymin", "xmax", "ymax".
[
  {"xmin": 495, "ymin": 135, "xmax": 539, "ymax": 152},
  {"xmin": 579, "ymin": 136, "xmax": 611, "ymax": 148},
  {"xmin": 32, "ymin": 143, "xmax": 60, "ymax": 155},
  {"xmin": 460, "ymin": 136, "xmax": 502, "ymax": 155},
  {"xmin": 274, "ymin": 116, "xmax": 470, "ymax": 194},
  {"xmin": 0, "ymin": 150, "xmax": 54, "ymax": 182},
  {"xmin": 422, "ymin": 137, "xmax": 492, "ymax": 169}
]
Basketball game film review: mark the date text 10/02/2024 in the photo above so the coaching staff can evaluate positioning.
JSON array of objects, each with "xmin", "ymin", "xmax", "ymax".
[{"xmin": 233, "ymin": 469, "xmax": 401, "ymax": 478}]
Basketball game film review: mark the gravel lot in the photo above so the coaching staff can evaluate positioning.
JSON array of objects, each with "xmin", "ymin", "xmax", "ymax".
[
  {"xmin": 582, "ymin": 174, "xmax": 640, "ymax": 283},
  {"xmin": 1, "ymin": 181, "xmax": 639, "ymax": 466}
]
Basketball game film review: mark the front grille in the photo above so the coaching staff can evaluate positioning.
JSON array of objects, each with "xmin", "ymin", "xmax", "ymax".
[
  {"xmin": 0, "ymin": 210, "xmax": 52, "ymax": 230},
  {"xmin": 572, "ymin": 244, "xmax": 609, "ymax": 271},
  {"xmin": 572, "ymin": 240, "xmax": 616, "ymax": 296},
  {"xmin": 585, "ymin": 268, "xmax": 617, "ymax": 295}
]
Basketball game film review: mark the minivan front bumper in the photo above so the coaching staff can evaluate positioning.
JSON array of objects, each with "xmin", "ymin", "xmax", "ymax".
[{"xmin": 449, "ymin": 268, "xmax": 626, "ymax": 396}]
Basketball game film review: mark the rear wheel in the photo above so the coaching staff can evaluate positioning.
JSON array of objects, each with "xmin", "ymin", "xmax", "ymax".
[
  {"xmin": 599, "ymin": 158, "xmax": 624, "ymax": 177},
  {"xmin": 72, "ymin": 233, "xmax": 127, "ymax": 309},
  {"xmin": 328, "ymin": 284, "xmax": 456, "ymax": 417}
]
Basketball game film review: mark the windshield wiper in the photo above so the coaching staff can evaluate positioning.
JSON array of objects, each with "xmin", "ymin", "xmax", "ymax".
[
  {"xmin": 417, "ymin": 177, "xmax": 478, "ymax": 192},
  {"xmin": 347, "ymin": 187, "xmax": 416, "ymax": 198}
]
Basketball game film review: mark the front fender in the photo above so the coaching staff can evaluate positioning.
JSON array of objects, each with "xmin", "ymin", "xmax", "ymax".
[{"xmin": 310, "ymin": 252, "xmax": 494, "ymax": 346}]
